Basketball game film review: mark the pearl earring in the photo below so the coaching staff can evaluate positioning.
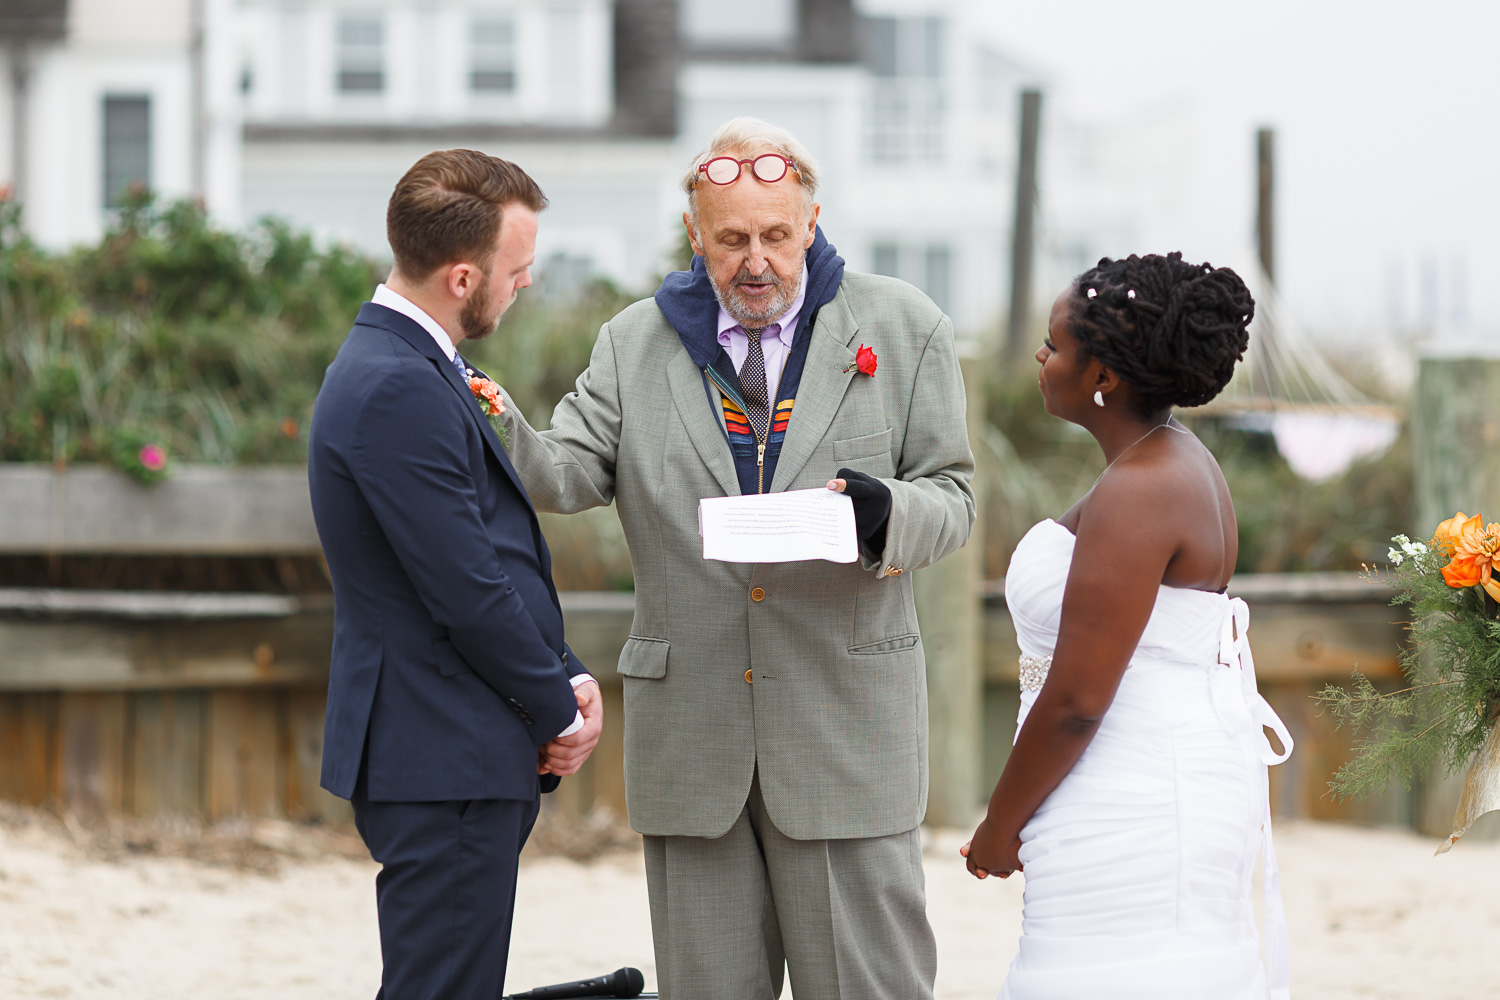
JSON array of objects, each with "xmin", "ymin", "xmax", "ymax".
[{"xmin": 1094, "ymin": 391, "xmax": 1105, "ymax": 407}]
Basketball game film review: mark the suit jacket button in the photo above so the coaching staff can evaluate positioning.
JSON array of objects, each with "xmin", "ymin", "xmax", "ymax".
[
  {"xmin": 744, "ymin": 669, "xmax": 753, "ymax": 684},
  {"xmin": 751, "ymin": 587, "xmax": 765, "ymax": 602}
]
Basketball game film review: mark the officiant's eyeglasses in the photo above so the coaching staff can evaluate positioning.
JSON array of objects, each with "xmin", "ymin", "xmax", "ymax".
[{"xmin": 695, "ymin": 154, "xmax": 802, "ymax": 188}]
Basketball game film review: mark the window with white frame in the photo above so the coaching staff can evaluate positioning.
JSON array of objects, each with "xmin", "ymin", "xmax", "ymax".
[
  {"xmin": 871, "ymin": 241, "xmax": 952, "ymax": 314},
  {"xmin": 865, "ymin": 16, "xmax": 946, "ymax": 165},
  {"xmin": 102, "ymin": 95, "xmax": 151, "ymax": 209},
  {"xmin": 336, "ymin": 13, "xmax": 385, "ymax": 94},
  {"xmin": 470, "ymin": 16, "xmax": 518, "ymax": 94}
]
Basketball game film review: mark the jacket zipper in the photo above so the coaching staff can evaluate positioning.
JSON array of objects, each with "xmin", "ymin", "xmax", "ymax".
[
  {"xmin": 757, "ymin": 366, "xmax": 784, "ymax": 494},
  {"xmin": 706, "ymin": 364, "xmax": 782, "ymax": 495}
]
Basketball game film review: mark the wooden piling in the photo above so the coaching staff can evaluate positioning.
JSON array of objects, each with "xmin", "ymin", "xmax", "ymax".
[
  {"xmin": 1412, "ymin": 351, "xmax": 1500, "ymax": 838},
  {"xmin": 916, "ymin": 357, "xmax": 985, "ymax": 827},
  {"xmin": 1004, "ymin": 90, "xmax": 1042, "ymax": 372}
]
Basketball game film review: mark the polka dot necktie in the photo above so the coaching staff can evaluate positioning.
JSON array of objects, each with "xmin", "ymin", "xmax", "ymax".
[
  {"xmin": 739, "ymin": 323, "xmax": 780, "ymax": 441},
  {"xmin": 451, "ymin": 352, "xmax": 469, "ymax": 381}
]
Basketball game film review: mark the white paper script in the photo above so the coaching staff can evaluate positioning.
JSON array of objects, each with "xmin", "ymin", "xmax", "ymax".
[{"xmin": 698, "ymin": 488, "xmax": 859, "ymax": 564}]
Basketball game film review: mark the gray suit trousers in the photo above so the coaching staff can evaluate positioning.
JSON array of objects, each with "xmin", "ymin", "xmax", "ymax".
[{"xmin": 644, "ymin": 776, "xmax": 937, "ymax": 1000}]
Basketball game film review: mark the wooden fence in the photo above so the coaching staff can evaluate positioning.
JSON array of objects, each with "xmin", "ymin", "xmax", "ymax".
[
  {"xmin": 0, "ymin": 464, "xmax": 1413, "ymax": 829},
  {"xmin": 0, "ymin": 580, "xmax": 1407, "ymax": 828}
]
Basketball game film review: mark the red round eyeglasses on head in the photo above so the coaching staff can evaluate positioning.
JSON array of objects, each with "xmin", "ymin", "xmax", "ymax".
[{"xmin": 696, "ymin": 153, "xmax": 800, "ymax": 187}]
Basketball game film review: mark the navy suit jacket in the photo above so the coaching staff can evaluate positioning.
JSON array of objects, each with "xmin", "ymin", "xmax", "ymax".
[{"xmin": 309, "ymin": 302, "xmax": 584, "ymax": 803}]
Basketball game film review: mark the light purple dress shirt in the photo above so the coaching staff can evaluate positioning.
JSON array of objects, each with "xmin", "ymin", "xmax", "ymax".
[{"xmin": 716, "ymin": 262, "xmax": 810, "ymax": 393}]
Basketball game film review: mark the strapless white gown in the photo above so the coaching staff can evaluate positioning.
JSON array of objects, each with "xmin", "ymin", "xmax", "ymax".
[{"xmin": 998, "ymin": 519, "xmax": 1294, "ymax": 1000}]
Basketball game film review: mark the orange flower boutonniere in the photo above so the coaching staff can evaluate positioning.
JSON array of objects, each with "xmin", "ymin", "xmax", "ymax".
[
  {"xmin": 467, "ymin": 374, "xmax": 505, "ymax": 417},
  {"xmin": 464, "ymin": 370, "xmax": 510, "ymax": 447}
]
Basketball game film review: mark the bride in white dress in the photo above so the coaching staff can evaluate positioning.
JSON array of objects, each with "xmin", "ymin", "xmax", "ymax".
[{"xmin": 961, "ymin": 252, "xmax": 1294, "ymax": 1000}]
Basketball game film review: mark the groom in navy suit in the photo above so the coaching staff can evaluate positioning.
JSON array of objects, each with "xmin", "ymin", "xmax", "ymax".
[{"xmin": 308, "ymin": 149, "xmax": 602, "ymax": 999}]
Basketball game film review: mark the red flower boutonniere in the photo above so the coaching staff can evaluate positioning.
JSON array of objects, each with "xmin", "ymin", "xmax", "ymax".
[
  {"xmin": 465, "ymin": 370, "xmax": 510, "ymax": 446},
  {"xmin": 842, "ymin": 344, "xmax": 878, "ymax": 376}
]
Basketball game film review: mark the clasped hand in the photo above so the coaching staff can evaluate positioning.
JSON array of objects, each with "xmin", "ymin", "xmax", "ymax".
[
  {"xmin": 537, "ymin": 680, "xmax": 603, "ymax": 776},
  {"xmin": 960, "ymin": 817, "xmax": 1023, "ymax": 880}
]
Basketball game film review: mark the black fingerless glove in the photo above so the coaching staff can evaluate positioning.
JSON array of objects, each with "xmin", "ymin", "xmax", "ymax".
[{"xmin": 836, "ymin": 467, "xmax": 892, "ymax": 556}]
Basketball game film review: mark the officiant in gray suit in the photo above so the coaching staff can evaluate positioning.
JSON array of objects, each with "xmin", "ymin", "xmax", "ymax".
[{"xmin": 496, "ymin": 117, "xmax": 975, "ymax": 1000}]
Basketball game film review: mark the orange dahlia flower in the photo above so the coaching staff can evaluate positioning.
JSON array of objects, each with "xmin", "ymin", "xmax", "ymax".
[{"xmin": 1433, "ymin": 511, "xmax": 1500, "ymax": 602}]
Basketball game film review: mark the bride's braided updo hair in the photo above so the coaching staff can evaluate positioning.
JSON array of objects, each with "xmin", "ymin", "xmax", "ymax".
[{"xmin": 1070, "ymin": 252, "xmax": 1254, "ymax": 415}]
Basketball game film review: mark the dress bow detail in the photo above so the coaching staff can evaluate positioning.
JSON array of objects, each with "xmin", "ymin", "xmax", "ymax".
[
  {"xmin": 1212, "ymin": 596, "xmax": 1293, "ymax": 1000},
  {"xmin": 1215, "ymin": 597, "xmax": 1294, "ymax": 765}
]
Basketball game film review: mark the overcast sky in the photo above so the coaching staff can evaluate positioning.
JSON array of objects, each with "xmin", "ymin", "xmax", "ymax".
[{"xmin": 976, "ymin": 0, "xmax": 1499, "ymax": 345}]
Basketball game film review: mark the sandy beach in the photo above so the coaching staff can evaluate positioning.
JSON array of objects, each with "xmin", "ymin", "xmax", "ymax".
[{"xmin": 1, "ymin": 808, "xmax": 1497, "ymax": 999}]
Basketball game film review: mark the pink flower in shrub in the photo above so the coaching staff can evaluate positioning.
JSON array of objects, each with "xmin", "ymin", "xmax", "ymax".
[{"xmin": 138, "ymin": 444, "xmax": 167, "ymax": 471}]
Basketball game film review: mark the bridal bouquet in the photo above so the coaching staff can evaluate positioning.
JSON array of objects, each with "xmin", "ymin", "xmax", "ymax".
[{"xmin": 1318, "ymin": 512, "xmax": 1500, "ymax": 852}]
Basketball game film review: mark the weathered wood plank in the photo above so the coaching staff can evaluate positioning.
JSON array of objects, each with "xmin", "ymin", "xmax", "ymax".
[
  {"xmin": 0, "ymin": 588, "xmax": 301, "ymax": 619},
  {"xmin": 0, "ymin": 612, "xmax": 333, "ymax": 690},
  {"xmin": 206, "ymin": 690, "xmax": 282, "ymax": 821},
  {"xmin": 129, "ymin": 691, "xmax": 204, "ymax": 817},
  {"xmin": 59, "ymin": 692, "xmax": 128, "ymax": 817},
  {"xmin": 282, "ymin": 687, "xmax": 353, "ymax": 825},
  {"xmin": 0, "ymin": 694, "xmax": 59, "ymax": 805},
  {"xmin": 0, "ymin": 464, "xmax": 321, "ymax": 555}
]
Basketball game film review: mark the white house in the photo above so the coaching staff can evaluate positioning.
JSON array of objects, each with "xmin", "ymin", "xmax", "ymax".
[{"xmin": 1, "ymin": 0, "xmax": 1036, "ymax": 337}]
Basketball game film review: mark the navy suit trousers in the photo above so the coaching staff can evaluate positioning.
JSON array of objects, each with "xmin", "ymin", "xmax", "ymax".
[{"xmin": 353, "ymin": 781, "xmax": 540, "ymax": 1000}]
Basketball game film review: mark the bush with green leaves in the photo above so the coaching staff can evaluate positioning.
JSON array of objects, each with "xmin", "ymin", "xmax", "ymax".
[
  {"xmin": 0, "ymin": 190, "xmax": 636, "ymax": 480},
  {"xmin": 977, "ymin": 368, "xmax": 1412, "ymax": 577},
  {"xmin": 0, "ymin": 190, "xmax": 378, "ymax": 476}
]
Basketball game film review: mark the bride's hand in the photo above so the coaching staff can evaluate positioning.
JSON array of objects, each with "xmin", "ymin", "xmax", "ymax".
[{"xmin": 961, "ymin": 819, "xmax": 1022, "ymax": 880}]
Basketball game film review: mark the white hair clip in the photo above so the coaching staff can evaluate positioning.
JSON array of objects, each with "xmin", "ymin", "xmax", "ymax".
[
  {"xmin": 1127, "ymin": 289, "xmax": 1136, "ymax": 299},
  {"xmin": 1086, "ymin": 288, "xmax": 1097, "ymax": 299}
]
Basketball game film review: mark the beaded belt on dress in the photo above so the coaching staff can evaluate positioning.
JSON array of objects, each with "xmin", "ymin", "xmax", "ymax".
[{"xmin": 1019, "ymin": 654, "xmax": 1051, "ymax": 692}]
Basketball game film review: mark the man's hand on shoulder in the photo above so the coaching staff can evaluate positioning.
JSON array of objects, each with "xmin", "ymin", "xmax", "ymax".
[{"xmin": 537, "ymin": 679, "xmax": 603, "ymax": 777}]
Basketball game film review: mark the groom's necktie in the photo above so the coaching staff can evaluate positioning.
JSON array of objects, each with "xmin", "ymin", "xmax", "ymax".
[
  {"xmin": 451, "ymin": 352, "xmax": 469, "ymax": 381},
  {"xmin": 739, "ymin": 323, "xmax": 781, "ymax": 441}
]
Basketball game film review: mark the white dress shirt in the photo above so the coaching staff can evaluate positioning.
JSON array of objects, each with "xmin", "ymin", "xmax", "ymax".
[
  {"xmin": 372, "ymin": 283, "xmax": 457, "ymax": 361},
  {"xmin": 370, "ymin": 284, "xmax": 594, "ymax": 737},
  {"xmin": 715, "ymin": 262, "xmax": 810, "ymax": 390}
]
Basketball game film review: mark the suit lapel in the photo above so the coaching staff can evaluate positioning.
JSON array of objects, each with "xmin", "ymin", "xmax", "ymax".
[
  {"xmin": 666, "ymin": 345, "xmax": 743, "ymax": 498},
  {"xmin": 769, "ymin": 288, "xmax": 858, "ymax": 492},
  {"xmin": 438, "ymin": 356, "xmax": 536, "ymax": 507}
]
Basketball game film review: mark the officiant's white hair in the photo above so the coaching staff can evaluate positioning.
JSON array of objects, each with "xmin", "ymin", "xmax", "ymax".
[{"xmin": 682, "ymin": 117, "xmax": 821, "ymax": 221}]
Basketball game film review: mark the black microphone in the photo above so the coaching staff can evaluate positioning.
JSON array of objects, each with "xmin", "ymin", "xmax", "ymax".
[{"xmin": 507, "ymin": 967, "xmax": 647, "ymax": 999}]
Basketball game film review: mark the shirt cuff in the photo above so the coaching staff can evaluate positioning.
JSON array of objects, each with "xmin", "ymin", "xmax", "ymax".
[
  {"xmin": 555, "ymin": 674, "xmax": 596, "ymax": 737},
  {"xmin": 556, "ymin": 710, "xmax": 585, "ymax": 738}
]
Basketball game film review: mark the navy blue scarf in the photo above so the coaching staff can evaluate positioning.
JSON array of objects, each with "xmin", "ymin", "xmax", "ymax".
[{"xmin": 654, "ymin": 227, "xmax": 845, "ymax": 494}]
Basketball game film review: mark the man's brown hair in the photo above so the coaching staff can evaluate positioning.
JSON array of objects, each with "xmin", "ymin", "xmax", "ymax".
[{"xmin": 385, "ymin": 149, "xmax": 548, "ymax": 280}]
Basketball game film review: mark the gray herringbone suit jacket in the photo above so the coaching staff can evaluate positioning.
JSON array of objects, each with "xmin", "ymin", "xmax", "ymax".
[{"xmin": 499, "ymin": 271, "xmax": 975, "ymax": 841}]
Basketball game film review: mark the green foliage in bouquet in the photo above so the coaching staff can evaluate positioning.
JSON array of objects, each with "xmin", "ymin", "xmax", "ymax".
[{"xmin": 1317, "ymin": 527, "xmax": 1500, "ymax": 800}]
